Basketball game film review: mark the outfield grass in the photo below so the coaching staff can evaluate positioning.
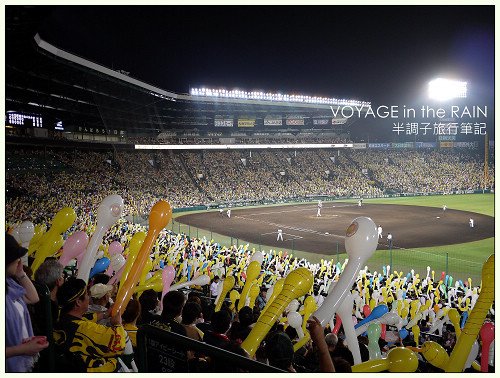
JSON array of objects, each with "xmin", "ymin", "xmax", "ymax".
[{"xmin": 171, "ymin": 193, "xmax": 494, "ymax": 283}]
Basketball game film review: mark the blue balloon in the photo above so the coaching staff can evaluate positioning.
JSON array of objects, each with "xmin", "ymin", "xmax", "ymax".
[
  {"xmin": 355, "ymin": 304, "xmax": 389, "ymax": 329},
  {"xmin": 89, "ymin": 257, "xmax": 110, "ymax": 280},
  {"xmin": 399, "ymin": 328, "xmax": 409, "ymax": 339},
  {"xmin": 406, "ymin": 273, "xmax": 412, "ymax": 281},
  {"xmin": 445, "ymin": 275, "xmax": 449, "ymax": 286},
  {"xmin": 461, "ymin": 311, "xmax": 469, "ymax": 329},
  {"xmin": 159, "ymin": 260, "xmax": 165, "ymax": 269},
  {"xmin": 382, "ymin": 266, "xmax": 387, "ymax": 276}
]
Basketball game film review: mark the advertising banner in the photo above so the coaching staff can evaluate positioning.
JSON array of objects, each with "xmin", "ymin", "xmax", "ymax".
[
  {"xmin": 332, "ymin": 118, "xmax": 348, "ymax": 125},
  {"xmin": 415, "ymin": 142, "xmax": 437, "ymax": 148},
  {"xmin": 368, "ymin": 143, "xmax": 391, "ymax": 149},
  {"xmin": 440, "ymin": 141, "xmax": 454, "ymax": 148},
  {"xmin": 352, "ymin": 143, "xmax": 367, "ymax": 149},
  {"xmin": 313, "ymin": 119, "xmax": 329, "ymax": 125},
  {"xmin": 286, "ymin": 118, "xmax": 305, "ymax": 126},
  {"xmin": 264, "ymin": 118, "xmax": 283, "ymax": 126},
  {"xmin": 214, "ymin": 118, "xmax": 234, "ymax": 127},
  {"xmin": 238, "ymin": 119, "xmax": 256, "ymax": 128}
]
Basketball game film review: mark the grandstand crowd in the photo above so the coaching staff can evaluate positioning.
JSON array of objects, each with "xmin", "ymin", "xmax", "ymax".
[
  {"xmin": 5, "ymin": 145, "xmax": 495, "ymax": 373},
  {"xmin": 6, "ymin": 147, "xmax": 494, "ymax": 224}
]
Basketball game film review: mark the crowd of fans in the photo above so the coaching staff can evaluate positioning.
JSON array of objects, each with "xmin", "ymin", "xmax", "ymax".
[
  {"xmin": 5, "ymin": 143, "xmax": 494, "ymax": 372},
  {"xmin": 6, "ymin": 147, "xmax": 494, "ymax": 226},
  {"xmin": 5, "ymin": 216, "xmax": 494, "ymax": 373}
]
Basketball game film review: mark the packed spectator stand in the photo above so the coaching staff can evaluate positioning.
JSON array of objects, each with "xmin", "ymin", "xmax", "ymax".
[{"xmin": 5, "ymin": 137, "xmax": 495, "ymax": 373}]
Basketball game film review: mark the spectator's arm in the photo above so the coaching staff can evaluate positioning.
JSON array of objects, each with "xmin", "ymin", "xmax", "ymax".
[
  {"xmin": 17, "ymin": 262, "xmax": 38, "ymax": 304},
  {"xmin": 6, "ymin": 339, "xmax": 48, "ymax": 357},
  {"xmin": 307, "ymin": 316, "xmax": 335, "ymax": 372}
]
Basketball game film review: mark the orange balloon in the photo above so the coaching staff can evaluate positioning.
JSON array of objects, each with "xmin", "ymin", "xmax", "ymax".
[{"xmin": 112, "ymin": 201, "xmax": 171, "ymax": 317}]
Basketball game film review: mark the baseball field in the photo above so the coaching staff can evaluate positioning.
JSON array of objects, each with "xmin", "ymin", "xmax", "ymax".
[{"xmin": 172, "ymin": 193, "xmax": 494, "ymax": 284}]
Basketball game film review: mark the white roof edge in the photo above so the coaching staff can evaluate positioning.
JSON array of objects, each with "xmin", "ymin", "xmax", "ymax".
[{"xmin": 34, "ymin": 33, "xmax": 179, "ymax": 99}]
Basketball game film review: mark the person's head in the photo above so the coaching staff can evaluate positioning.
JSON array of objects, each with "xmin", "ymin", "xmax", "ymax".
[
  {"xmin": 211, "ymin": 309, "xmax": 232, "ymax": 334},
  {"xmin": 238, "ymin": 306, "xmax": 254, "ymax": 328},
  {"xmin": 6, "ymin": 233, "xmax": 27, "ymax": 277},
  {"xmin": 90, "ymin": 273, "xmax": 111, "ymax": 285},
  {"xmin": 122, "ymin": 298, "xmax": 141, "ymax": 324},
  {"xmin": 325, "ymin": 333, "xmax": 338, "ymax": 351},
  {"xmin": 89, "ymin": 283, "xmax": 113, "ymax": 305},
  {"xmin": 181, "ymin": 301, "xmax": 203, "ymax": 325},
  {"xmin": 213, "ymin": 276, "xmax": 220, "ymax": 283},
  {"xmin": 161, "ymin": 290, "xmax": 186, "ymax": 319},
  {"xmin": 57, "ymin": 278, "xmax": 89, "ymax": 316},
  {"xmin": 35, "ymin": 258, "xmax": 64, "ymax": 291},
  {"xmin": 265, "ymin": 332, "xmax": 294, "ymax": 371},
  {"xmin": 187, "ymin": 292, "xmax": 202, "ymax": 306},
  {"xmin": 139, "ymin": 289, "xmax": 159, "ymax": 314}
]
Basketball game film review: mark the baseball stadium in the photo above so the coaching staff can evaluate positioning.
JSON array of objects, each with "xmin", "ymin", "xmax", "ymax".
[{"xmin": 4, "ymin": 5, "xmax": 495, "ymax": 374}]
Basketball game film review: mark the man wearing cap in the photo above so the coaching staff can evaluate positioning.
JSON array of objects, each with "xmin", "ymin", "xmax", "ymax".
[
  {"xmin": 6, "ymin": 233, "xmax": 49, "ymax": 372},
  {"xmin": 53, "ymin": 278, "xmax": 127, "ymax": 372},
  {"xmin": 88, "ymin": 283, "xmax": 114, "ymax": 324}
]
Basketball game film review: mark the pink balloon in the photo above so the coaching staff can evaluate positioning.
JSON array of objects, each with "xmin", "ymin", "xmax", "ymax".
[
  {"xmin": 108, "ymin": 264, "xmax": 126, "ymax": 285},
  {"xmin": 480, "ymin": 322, "xmax": 495, "ymax": 372},
  {"xmin": 363, "ymin": 304, "xmax": 372, "ymax": 318},
  {"xmin": 159, "ymin": 265, "xmax": 176, "ymax": 312},
  {"xmin": 333, "ymin": 315, "xmax": 342, "ymax": 334},
  {"xmin": 108, "ymin": 241, "xmax": 124, "ymax": 256},
  {"xmin": 60, "ymin": 231, "xmax": 89, "ymax": 267}
]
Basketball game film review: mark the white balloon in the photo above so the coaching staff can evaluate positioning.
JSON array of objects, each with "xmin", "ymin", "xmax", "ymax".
[
  {"xmin": 11, "ymin": 227, "xmax": 21, "ymax": 244},
  {"xmin": 286, "ymin": 299, "xmax": 300, "ymax": 313},
  {"xmin": 250, "ymin": 251, "xmax": 264, "ymax": 265},
  {"xmin": 77, "ymin": 194, "xmax": 124, "ymax": 282},
  {"xmin": 18, "ymin": 221, "xmax": 35, "ymax": 247},
  {"xmin": 489, "ymin": 341, "xmax": 495, "ymax": 367},
  {"xmin": 169, "ymin": 274, "xmax": 211, "ymax": 292},
  {"xmin": 111, "ymin": 254, "xmax": 126, "ymax": 272},
  {"xmin": 287, "ymin": 311, "xmax": 304, "ymax": 339},
  {"xmin": 464, "ymin": 340, "xmax": 480, "ymax": 369},
  {"xmin": 265, "ymin": 286, "xmax": 274, "ymax": 302},
  {"xmin": 337, "ymin": 292, "xmax": 362, "ymax": 364},
  {"xmin": 314, "ymin": 217, "xmax": 378, "ymax": 326}
]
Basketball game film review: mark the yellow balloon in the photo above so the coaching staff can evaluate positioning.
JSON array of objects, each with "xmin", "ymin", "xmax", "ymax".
[
  {"xmin": 214, "ymin": 276, "xmax": 236, "ymax": 312},
  {"xmin": 31, "ymin": 234, "xmax": 64, "ymax": 275},
  {"xmin": 241, "ymin": 267, "xmax": 313, "ymax": 357},
  {"xmin": 261, "ymin": 278, "xmax": 285, "ymax": 315},
  {"xmin": 420, "ymin": 341, "xmax": 449, "ymax": 369},
  {"xmin": 412, "ymin": 325, "xmax": 420, "ymax": 346},
  {"xmin": 139, "ymin": 258, "xmax": 153, "ymax": 286},
  {"xmin": 300, "ymin": 296, "xmax": 318, "ymax": 333},
  {"xmin": 30, "ymin": 207, "xmax": 76, "ymax": 270},
  {"xmin": 248, "ymin": 282, "xmax": 260, "ymax": 309},
  {"xmin": 447, "ymin": 308, "xmax": 461, "ymax": 337},
  {"xmin": 238, "ymin": 260, "xmax": 262, "ymax": 311},
  {"xmin": 352, "ymin": 347, "xmax": 419, "ymax": 372},
  {"xmin": 228, "ymin": 289, "xmax": 240, "ymax": 312},
  {"xmin": 28, "ymin": 224, "xmax": 47, "ymax": 256},
  {"xmin": 119, "ymin": 232, "xmax": 146, "ymax": 289},
  {"xmin": 134, "ymin": 279, "xmax": 163, "ymax": 294},
  {"xmin": 445, "ymin": 254, "xmax": 494, "ymax": 372}
]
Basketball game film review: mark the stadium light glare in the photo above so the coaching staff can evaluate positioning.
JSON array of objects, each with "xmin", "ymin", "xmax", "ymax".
[
  {"xmin": 428, "ymin": 78, "xmax": 467, "ymax": 101},
  {"xmin": 189, "ymin": 86, "xmax": 370, "ymax": 107}
]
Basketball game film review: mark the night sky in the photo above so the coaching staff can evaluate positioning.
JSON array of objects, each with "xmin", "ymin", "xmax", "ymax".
[{"xmin": 36, "ymin": 5, "xmax": 493, "ymax": 105}]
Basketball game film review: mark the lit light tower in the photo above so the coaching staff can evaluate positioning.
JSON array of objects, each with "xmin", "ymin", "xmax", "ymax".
[
  {"xmin": 428, "ymin": 78, "xmax": 468, "ymax": 152},
  {"xmin": 428, "ymin": 78, "xmax": 467, "ymax": 101}
]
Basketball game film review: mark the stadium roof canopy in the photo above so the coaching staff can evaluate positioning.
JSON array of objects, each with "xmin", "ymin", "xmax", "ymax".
[{"xmin": 6, "ymin": 6, "xmax": 366, "ymax": 137}]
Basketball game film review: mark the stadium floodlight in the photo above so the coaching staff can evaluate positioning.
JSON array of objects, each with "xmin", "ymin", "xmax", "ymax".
[{"xmin": 428, "ymin": 78, "xmax": 467, "ymax": 101}]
